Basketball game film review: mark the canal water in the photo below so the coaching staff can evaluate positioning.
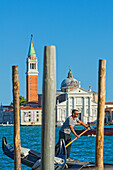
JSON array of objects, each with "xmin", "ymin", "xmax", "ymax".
[{"xmin": 0, "ymin": 126, "xmax": 113, "ymax": 169}]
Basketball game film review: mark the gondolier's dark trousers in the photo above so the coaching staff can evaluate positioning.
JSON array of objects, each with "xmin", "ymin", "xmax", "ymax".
[{"xmin": 55, "ymin": 131, "xmax": 71, "ymax": 158}]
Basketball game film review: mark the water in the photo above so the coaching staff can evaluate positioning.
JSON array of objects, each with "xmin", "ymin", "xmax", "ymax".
[{"xmin": 0, "ymin": 126, "xmax": 113, "ymax": 169}]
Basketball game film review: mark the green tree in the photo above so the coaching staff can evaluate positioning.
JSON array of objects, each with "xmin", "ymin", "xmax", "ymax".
[
  {"xmin": 19, "ymin": 96, "xmax": 26, "ymax": 106},
  {"xmin": 10, "ymin": 96, "xmax": 26, "ymax": 106}
]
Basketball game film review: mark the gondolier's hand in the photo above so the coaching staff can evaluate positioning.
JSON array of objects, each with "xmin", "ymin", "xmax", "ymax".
[
  {"xmin": 87, "ymin": 127, "xmax": 90, "ymax": 130},
  {"xmin": 76, "ymin": 135, "xmax": 80, "ymax": 138}
]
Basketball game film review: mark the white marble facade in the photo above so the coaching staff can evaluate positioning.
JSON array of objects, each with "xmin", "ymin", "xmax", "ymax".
[
  {"xmin": 56, "ymin": 70, "xmax": 98, "ymax": 124},
  {"xmin": 56, "ymin": 88, "xmax": 97, "ymax": 124}
]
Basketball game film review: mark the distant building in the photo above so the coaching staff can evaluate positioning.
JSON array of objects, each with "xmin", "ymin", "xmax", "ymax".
[
  {"xmin": 20, "ymin": 106, "xmax": 42, "ymax": 125},
  {"xmin": 56, "ymin": 69, "xmax": 98, "ymax": 124},
  {"xmin": 1, "ymin": 108, "xmax": 13, "ymax": 124},
  {"xmin": 105, "ymin": 102, "xmax": 113, "ymax": 124},
  {"xmin": 26, "ymin": 35, "xmax": 38, "ymax": 103},
  {"xmin": 0, "ymin": 105, "xmax": 42, "ymax": 125},
  {"xmin": 105, "ymin": 108, "xmax": 112, "ymax": 124},
  {"xmin": 23, "ymin": 101, "xmax": 39, "ymax": 108},
  {"xmin": 105, "ymin": 102, "xmax": 113, "ymax": 108},
  {"xmin": 0, "ymin": 105, "xmax": 13, "ymax": 124}
]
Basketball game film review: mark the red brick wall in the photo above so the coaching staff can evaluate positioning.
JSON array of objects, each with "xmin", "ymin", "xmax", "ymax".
[{"xmin": 26, "ymin": 75, "xmax": 38, "ymax": 102}]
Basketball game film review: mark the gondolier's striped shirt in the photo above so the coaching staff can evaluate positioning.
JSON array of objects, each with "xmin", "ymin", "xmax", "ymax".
[{"xmin": 60, "ymin": 116, "xmax": 79, "ymax": 134}]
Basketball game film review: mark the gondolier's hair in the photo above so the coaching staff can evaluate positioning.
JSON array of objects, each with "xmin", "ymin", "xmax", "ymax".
[{"xmin": 72, "ymin": 109, "xmax": 78, "ymax": 114}]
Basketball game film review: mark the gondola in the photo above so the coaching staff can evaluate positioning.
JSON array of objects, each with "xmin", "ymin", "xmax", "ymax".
[
  {"xmin": 75, "ymin": 127, "xmax": 113, "ymax": 136},
  {"xmin": 2, "ymin": 137, "xmax": 113, "ymax": 169},
  {"xmin": 65, "ymin": 157, "xmax": 113, "ymax": 169},
  {"xmin": 2, "ymin": 137, "xmax": 66, "ymax": 170}
]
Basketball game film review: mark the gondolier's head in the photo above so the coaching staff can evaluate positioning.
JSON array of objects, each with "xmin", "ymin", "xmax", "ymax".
[{"xmin": 72, "ymin": 109, "xmax": 79, "ymax": 117}]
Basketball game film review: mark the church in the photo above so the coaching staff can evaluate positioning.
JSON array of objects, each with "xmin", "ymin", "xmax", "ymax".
[{"xmin": 56, "ymin": 69, "xmax": 98, "ymax": 124}]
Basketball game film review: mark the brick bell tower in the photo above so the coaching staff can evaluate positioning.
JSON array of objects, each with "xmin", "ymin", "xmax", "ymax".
[{"xmin": 26, "ymin": 35, "xmax": 38, "ymax": 102}]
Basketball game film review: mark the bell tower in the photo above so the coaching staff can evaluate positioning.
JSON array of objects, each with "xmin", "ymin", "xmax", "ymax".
[{"xmin": 26, "ymin": 35, "xmax": 38, "ymax": 102}]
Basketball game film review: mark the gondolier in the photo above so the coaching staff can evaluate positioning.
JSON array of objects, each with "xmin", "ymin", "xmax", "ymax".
[{"xmin": 55, "ymin": 109, "xmax": 90, "ymax": 159}]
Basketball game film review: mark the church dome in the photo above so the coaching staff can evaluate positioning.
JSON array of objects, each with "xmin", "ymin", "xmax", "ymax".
[{"xmin": 61, "ymin": 69, "xmax": 80, "ymax": 91}]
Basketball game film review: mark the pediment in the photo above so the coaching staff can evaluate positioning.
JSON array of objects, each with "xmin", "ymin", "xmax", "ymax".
[{"xmin": 67, "ymin": 87, "xmax": 89, "ymax": 94}]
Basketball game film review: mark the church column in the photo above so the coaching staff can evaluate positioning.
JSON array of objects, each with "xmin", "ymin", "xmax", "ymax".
[
  {"xmin": 83, "ymin": 97, "xmax": 86, "ymax": 116},
  {"xmin": 83, "ymin": 97, "xmax": 87, "ymax": 123},
  {"xmin": 57, "ymin": 108, "xmax": 60, "ymax": 122},
  {"xmin": 89, "ymin": 97, "xmax": 92, "ymax": 117},
  {"xmin": 62, "ymin": 110, "xmax": 65, "ymax": 122},
  {"xmin": 67, "ymin": 97, "xmax": 70, "ymax": 117},
  {"xmin": 60, "ymin": 109, "xmax": 63, "ymax": 121},
  {"xmin": 74, "ymin": 97, "xmax": 76, "ymax": 109},
  {"xmin": 56, "ymin": 100, "xmax": 60, "ymax": 122}
]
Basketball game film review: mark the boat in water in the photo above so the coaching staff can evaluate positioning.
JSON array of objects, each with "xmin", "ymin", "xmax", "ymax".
[
  {"xmin": 65, "ymin": 158, "xmax": 113, "ymax": 169},
  {"xmin": 2, "ymin": 137, "xmax": 66, "ymax": 170},
  {"xmin": 2, "ymin": 137, "xmax": 113, "ymax": 169},
  {"xmin": 75, "ymin": 127, "xmax": 113, "ymax": 136}
]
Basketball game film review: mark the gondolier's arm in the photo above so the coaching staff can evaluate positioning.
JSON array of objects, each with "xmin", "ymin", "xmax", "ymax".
[
  {"xmin": 69, "ymin": 125, "xmax": 80, "ymax": 138},
  {"xmin": 78, "ymin": 120, "xmax": 90, "ymax": 130}
]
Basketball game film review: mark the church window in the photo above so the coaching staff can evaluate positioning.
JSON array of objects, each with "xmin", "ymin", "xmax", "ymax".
[{"xmin": 37, "ymin": 119, "xmax": 39, "ymax": 121}]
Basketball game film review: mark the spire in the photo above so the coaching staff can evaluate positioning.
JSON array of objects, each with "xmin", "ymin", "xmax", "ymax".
[{"xmin": 28, "ymin": 34, "xmax": 36, "ymax": 56}]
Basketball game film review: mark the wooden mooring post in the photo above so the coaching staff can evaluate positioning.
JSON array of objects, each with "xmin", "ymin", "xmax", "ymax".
[
  {"xmin": 12, "ymin": 65, "xmax": 21, "ymax": 170},
  {"xmin": 41, "ymin": 46, "xmax": 56, "ymax": 170},
  {"xmin": 95, "ymin": 60, "xmax": 106, "ymax": 170}
]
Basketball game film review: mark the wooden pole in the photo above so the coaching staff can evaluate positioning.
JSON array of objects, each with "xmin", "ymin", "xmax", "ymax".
[
  {"xmin": 95, "ymin": 60, "xmax": 106, "ymax": 170},
  {"xmin": 12, "ymin": 65, "xmax": 21, "ymax": 170},
  {"xmin": 41, "ymin": 46, "xmax": 56, "ymax": 170}
]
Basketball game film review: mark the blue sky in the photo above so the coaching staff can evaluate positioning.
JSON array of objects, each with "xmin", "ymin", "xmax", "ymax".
[{"xmin": 1, "ymin": 0, "xmax": 113, "ymax": 105}]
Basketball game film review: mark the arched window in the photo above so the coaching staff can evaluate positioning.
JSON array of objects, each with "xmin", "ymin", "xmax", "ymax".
[{"xmin": 30, "ymin": 63, "xmax": 36, "ymax": 69}]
